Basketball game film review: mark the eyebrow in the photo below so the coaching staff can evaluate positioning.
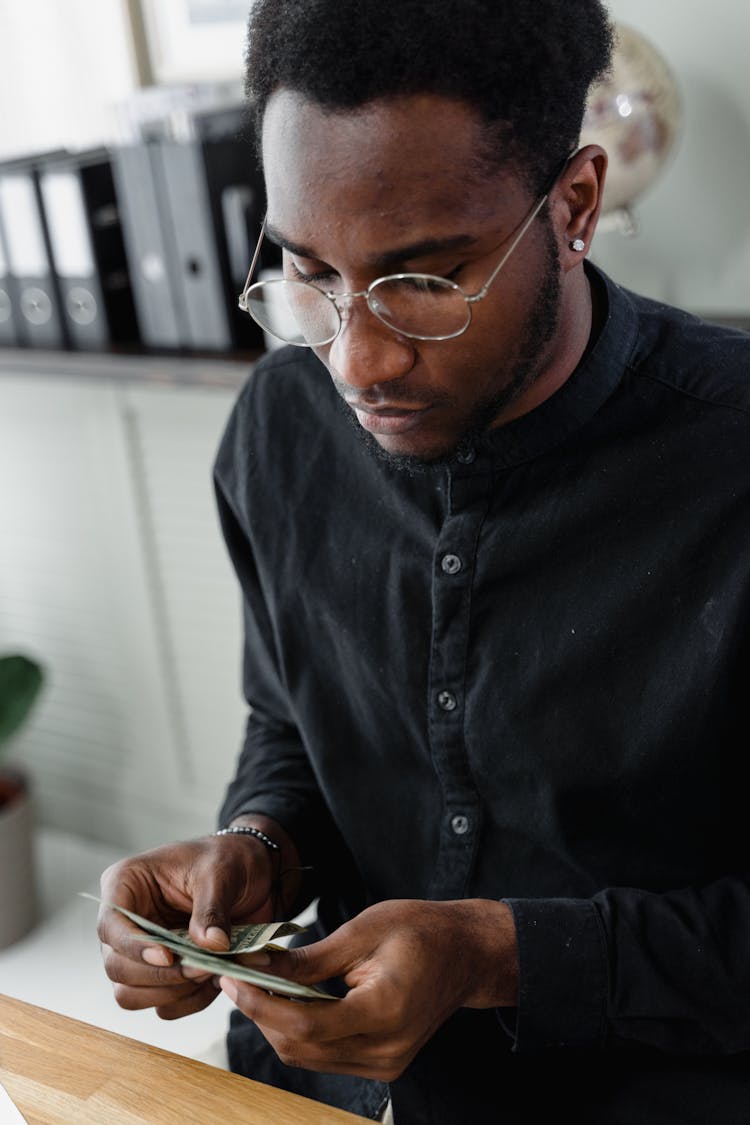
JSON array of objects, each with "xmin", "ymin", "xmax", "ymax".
[{"xmin": 264, "ymin": 221, "xmax": 479, "ymax": 272}]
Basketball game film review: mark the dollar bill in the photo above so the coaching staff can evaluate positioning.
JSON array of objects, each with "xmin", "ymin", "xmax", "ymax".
[
  {"xmin": 166, "ymin": 920, "xmax": 304, "ymax": 955},
  {"xmin": 81, "ymin": 893, "xmax": 303, "ymax": 954},
  {"xmin": 81, "ymin": 893, "xmax": 335, "ymax": 1002},
  {"xmin": 138, "ymin": 933, "xmax": 335, "ymax": 1002}
]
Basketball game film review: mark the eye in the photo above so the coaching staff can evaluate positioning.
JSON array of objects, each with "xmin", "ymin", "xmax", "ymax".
[
  {"xmin": 287, "ymin": 259, "xmax": 338, "ymax": 285},
  {"xmin": 406, "ymin": 263, "xmax": 464, "ymax": 285}
]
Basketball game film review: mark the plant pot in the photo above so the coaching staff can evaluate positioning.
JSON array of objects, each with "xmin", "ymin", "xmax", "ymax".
[{"xmin": 0, "ymin": 767, "xmax": 38, "ymax": 949}]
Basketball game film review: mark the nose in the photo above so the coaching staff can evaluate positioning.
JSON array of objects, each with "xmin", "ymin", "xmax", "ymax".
[{"xmin": 324, "ymin": 299, "xmax": 415, "ymax": 392}]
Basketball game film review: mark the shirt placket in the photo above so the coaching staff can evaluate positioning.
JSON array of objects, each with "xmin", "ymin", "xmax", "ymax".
[{"xmin": 427, "ymin": 452, "xmax": 490, "ymax": 899}]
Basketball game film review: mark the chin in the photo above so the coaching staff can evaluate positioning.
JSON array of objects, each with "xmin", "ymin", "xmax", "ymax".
[{"xmin": 369, "ymin": 430, "xmax": 459, "ymax": 472}]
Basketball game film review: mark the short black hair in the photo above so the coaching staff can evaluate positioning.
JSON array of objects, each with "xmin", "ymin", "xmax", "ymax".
[{"xmin": 245, "ymin": 0, "xmax": 613, "ymax": 192}]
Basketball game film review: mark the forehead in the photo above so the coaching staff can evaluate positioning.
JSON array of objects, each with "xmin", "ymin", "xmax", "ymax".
[{"xmin": 261, "ymin": 89, "xmax": 521, "ymax": 248}]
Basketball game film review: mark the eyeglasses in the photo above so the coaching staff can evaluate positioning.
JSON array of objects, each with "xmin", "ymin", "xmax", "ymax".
[{"xmin": 238, "ymin": 180, "xmax": 557, "ymax": 348}]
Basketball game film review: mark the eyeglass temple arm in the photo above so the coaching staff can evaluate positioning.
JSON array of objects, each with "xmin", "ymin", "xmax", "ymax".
[
  {"xmin": 238, "ymin": 215, "xmax": 268, "ymax": 310},
  {"xmin": 468, "ymin": 192, "xmax": 549, "ymax": 303},
  {"xmin": 469, "ymin": 148, "xmax": 579, "ymax": 303}
]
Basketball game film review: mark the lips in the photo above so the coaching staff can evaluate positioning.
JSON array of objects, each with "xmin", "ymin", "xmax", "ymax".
[{"xmin": 350, "ymin": 402, "xmax": 432, "ymax": 436}]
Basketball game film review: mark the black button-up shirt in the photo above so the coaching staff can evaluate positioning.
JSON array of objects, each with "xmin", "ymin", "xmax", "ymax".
[{"xmin": 214, "ymin": 266, "xmax": 750, "ymax": 1123}]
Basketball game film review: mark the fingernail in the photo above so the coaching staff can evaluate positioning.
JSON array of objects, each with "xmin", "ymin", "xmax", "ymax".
[
  {"xmin": 142, "ymin": 946, "xmax": 171, "ymax": 967},
  {"xmin": 247, "ymin": 953, "xmax": 271, "ymax": 967},
  {"xmin": 220, "ymin": 976, "xmax": 238, "ymax": 1002},
  {"xmin": 205, "ymin": 926, "xmax": 230, "ymax": 950}
]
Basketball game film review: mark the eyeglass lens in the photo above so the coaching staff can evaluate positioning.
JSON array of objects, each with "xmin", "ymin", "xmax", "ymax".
[
  {"xmin": 245, "ymin": 275, "xmax": 472, "ymax": 346},
  {"xmin": 245, "ymin": 281, "xmax": 339, "ymax": 346}
]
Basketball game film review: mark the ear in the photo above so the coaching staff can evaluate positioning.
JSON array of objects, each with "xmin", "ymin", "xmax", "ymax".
[{"xmin": 551, "ymin": 144, "xmax": 608, "ymax": 271}]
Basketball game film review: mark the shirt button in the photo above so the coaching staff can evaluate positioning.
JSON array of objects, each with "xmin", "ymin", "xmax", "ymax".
[
  {"xmin": 441, "ymin": 554, "xmax": 462, "ymax": 575},
  {"xmin": 451, "ymin": 814, "xmax": 470, "ymax": 835},
  {"xmin": 437, "ymin": 690, "xmax": 457, "ymax": 712},
  {"xmin": 456, "ymin": 446, "xmax": 476, "ymax": 465}
]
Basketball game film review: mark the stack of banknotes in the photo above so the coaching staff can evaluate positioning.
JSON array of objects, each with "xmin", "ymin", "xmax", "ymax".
[{"xmin": 82, "ymin": 893, "xmax": 336, "ymax": 1001}]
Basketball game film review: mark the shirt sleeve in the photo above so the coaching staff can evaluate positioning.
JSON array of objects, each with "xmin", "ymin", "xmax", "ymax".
[
  {"xmin": 504, "ymin": 874, "xmax": 750, "ymax": 1054},
  {"xmin": 213, "ymin": 389, "xmax": 343, "ymax": 878}
]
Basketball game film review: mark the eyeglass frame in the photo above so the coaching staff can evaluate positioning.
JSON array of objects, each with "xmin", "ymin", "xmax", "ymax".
[{"xmin": 237, "ymin": 152, "xmax": 575, "ymax": 345}]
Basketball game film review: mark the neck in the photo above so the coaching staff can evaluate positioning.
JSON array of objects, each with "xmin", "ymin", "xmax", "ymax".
[{"xmin": 494, "ymin": 264, "xmax": 596, "ymax": 427}]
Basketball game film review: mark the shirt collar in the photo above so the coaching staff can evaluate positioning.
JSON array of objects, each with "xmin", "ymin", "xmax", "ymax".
[{"xmin": 453, "ymin": 262, "xmax": 640, "ymax": 472}]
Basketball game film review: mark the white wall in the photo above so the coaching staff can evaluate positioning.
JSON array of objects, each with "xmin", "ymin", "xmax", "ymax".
[
  {"xmin": 591, "ymin": 0, "xmax": 750, "ymax": 315},
  {"xmin": 0, "ymin": 359, "xmax": 247, "ymax": 850},
  {"xmin": 0, "ymin": 1, "xmax": 139, "ymax": 160}
]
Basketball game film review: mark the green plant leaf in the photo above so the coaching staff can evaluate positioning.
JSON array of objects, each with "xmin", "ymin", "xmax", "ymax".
[{"xmin": 0, "ymin": 655, "xmax": 44, "ymax": 749}]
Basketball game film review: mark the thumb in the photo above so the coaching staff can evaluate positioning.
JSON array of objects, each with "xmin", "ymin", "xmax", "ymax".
[
  {"xmin": 270, "ymin": 926, "xmax": 360, "ymax": 985},
  {"xmin": 190, "ymin": 912, "xmax": 231, "ymax": 952},
  {"xmin": 187, "ymin": 875, "xmax": 235, "ymax": 953}
]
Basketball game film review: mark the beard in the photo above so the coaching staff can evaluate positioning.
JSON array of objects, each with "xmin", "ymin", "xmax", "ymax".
[
  {"xmin": 452, "ymin": 223, "xmax": 563, "ymax": 449},
  {"xmin": 333, "ymin": 217, "xmax": 563, "ymax": 475}
]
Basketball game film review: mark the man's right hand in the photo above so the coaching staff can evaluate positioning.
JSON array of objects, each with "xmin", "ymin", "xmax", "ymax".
[{"xmin": 97, "ymin": 830, "xmax": 280, "ymax": 1020}]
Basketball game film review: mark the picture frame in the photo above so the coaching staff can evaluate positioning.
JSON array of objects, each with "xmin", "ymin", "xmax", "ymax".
[{"xmin": 134, "ymin": 0, "xmax": 251, "ymax": 84}]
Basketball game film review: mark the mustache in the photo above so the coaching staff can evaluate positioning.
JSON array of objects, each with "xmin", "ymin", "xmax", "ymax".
[{"xmin": 331, "ymin": 374, "xmax": 456, "ymax": 412}]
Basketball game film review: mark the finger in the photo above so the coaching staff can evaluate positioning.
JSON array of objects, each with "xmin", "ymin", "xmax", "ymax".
[
  {"xmin": 181, "ymin": 965, "xmax": 214, "ymax": 981},
  {"xmin": 102, "ymin": 944, "xmax": 187, "ymax": 988},
  {"xmin": 251, "ymin": 1017, "xmax": 413, "ymax": 1082},
  {"xmin": 155, "ymin": 979, "xmax": 221, "ymax": 1020},
  {"xmin": 266, "ymin": 927, "xmax": 362, "ymax": 987},
  {"xmin": 268, "ymin": 1042, "xmax": 411, "ymax": 1082},
  {"xmin": 226, "ymin": 967, "xmax": 407, "ymax": 1044},
  {"xmin": 220, "ymin": 975, "xmax": 382, "ymax": 1043},
  {"xmin": 112, "ymin": 977, "xmax": 212, "ymax": 1012},
  {"xmin": 104, "ymin": 940, "xmax": 215, "ymax": 985},
  {"xmin": 97, "ymin": 894, "xmax": 177, "ymax": 968},
  {"xmin": 220, "ymin": 978, "xmax": 331, "ymax": 1037},
  {"xmin": 98, "ymin": 910, "xmax": 174, "ymax": 966}
]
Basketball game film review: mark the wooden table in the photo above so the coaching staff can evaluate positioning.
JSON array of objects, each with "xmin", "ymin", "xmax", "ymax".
[{"xmin": 0, "ymin": 995, "xmax": 370, "ymax": 1124}]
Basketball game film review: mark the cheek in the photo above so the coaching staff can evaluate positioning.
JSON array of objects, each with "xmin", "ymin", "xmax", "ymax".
[
  {"xmin": 452, "ymin": 283, "xmax": 541, "ymax": 375},
  {"xmin": 427, "ymin": 332, "xmax": 505, "ymax": 393}
]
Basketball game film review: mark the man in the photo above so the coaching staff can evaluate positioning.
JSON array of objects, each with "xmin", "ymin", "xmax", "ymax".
[{"xmin": 98, "ymin": 2, "xmax": 750, "ymax": 1121}]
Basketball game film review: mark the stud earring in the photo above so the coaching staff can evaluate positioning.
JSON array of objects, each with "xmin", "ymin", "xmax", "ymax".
[{"xmin": 570, "ymin": 238, "xmax": 586, "ymax": 252}]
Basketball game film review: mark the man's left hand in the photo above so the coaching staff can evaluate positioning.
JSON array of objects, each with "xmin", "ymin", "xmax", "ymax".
[{"xmin": 218, "ymin": 897, "xmax": 518, "ymax": 1081}]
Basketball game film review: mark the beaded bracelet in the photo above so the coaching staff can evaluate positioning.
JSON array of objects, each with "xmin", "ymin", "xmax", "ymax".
[{"xmin": 214, "ymin": 825, "xmax": 281, "ymax": 852}]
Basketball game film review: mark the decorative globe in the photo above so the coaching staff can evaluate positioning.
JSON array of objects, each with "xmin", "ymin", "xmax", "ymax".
[{"xmin": 580, "ymin": 23, "xmax": 683, "ymax": 233}]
